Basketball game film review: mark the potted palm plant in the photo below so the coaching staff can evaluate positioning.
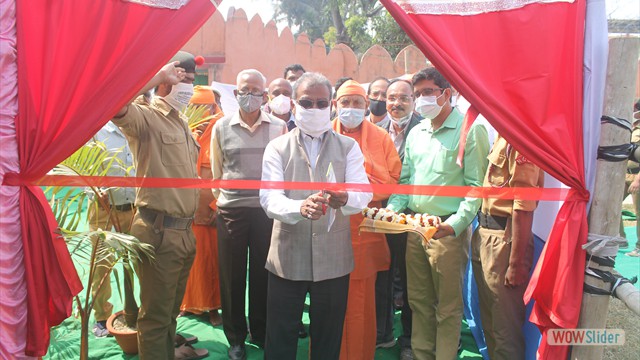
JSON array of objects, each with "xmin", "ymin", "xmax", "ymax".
[
  {"xmin": 48, "ymin": 104, "xmax": 215, "ymax": 358},
  {"xmin": 46, "ymin": 141, "xmax": 153, "ymax": 359}
]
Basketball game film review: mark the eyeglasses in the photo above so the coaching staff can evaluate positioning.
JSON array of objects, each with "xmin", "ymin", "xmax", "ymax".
[
  {"xmin": 296, "ymin": 99, "xmax": 330, "ymax": 110},
  {"xmin": 237, "ymin": 91, "xmax": 265, "ymax": 97},
  {"xmin": 387, "ymin": 95, "xmax": 413, "ymax": 103},
  {"xmin": 416, "ymin": 88, "xmax": 444, "ymax": 97}
]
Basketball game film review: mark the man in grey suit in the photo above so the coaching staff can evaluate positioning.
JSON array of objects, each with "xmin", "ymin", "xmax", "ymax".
[
  {"xmin": 260, "ymin": 72, "xmax": 372, "ymax": 360},
  {"xmin": 374, "ymin": 78, "xmax": 422, "ymax": 360}
]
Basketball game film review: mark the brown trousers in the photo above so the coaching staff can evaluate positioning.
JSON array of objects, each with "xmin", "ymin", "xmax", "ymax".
[
  {"xmin": 87, "ymin": 203, "xmax": 135, "ymax": 322},
  {"xmin": 132, "ymin": 212, "xmax": 196, "ymax": 360},
  {"xmin": 471, "ymin": 227, "xmax": 533, "ymax": 360},
  {"xmin": 620, "ymin": 173, "xmax": 640, "ymax": 249}
]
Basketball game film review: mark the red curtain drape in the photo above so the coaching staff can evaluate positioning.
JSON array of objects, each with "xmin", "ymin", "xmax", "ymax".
[
  {"xmin": 3, "ymin": 0, "xmax": 216, "ymax": 355},
  {"xmin": 380, "ymin": 1, "xmax": 588, "ymax": 358}
]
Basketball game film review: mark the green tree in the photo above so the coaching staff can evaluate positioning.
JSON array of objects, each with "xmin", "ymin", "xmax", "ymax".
[
  {"xmin": 273, "ymin": 0, "xmax": 413, "ymax": 57},
  {"xmin": 273, "ymin": 0, "xmax": 332, "ymax": 43},
  {"xmin": 345, "ymin": 15, "xmax": 373, "ymax": 52},
  {"xmin": 372, "ymin": 11, "xmax": 413, "ymax": 58}
]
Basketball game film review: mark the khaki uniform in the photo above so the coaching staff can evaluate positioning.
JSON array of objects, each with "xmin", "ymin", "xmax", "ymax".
[
  {"xmin": 472, "ymin": 136, "xmax": 543, "ymax": 360},
  {"xmin": 113, "ymin": 97, "xmax": 199, "ymax": 359},
  {"xmin": 620, "ymin": 124, "xmax": 640, "ymax": 248}
]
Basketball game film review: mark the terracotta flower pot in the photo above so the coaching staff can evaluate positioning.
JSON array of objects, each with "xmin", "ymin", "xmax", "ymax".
[{"xmin": 106, "ymin": 311, "xmax": 138, "ymax": 354}]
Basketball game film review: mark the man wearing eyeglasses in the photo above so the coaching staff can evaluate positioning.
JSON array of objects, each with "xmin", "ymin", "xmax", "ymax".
[
  {"xmin": 260, "ymin": 72, "xmax": 372, "ymax": 360},
  {"xmin": 386, "ymin": 67, "xmax": 490, "ymax": 360},
  {"xmin": 377, "ymin": 78, "xmax": 423, "ymax": 360},
  {"xmin": 382, "ymin": 79, "xmax": 423, "ymax": 160},
  {"xmin": 210, "ymin": 69, "xmax": 287, "ymax": 360}
]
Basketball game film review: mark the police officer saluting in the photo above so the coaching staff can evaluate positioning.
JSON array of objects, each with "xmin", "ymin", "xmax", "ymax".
[{"xmin": 112, "ymin": 51, "xmax": 205, "ymax": 359}]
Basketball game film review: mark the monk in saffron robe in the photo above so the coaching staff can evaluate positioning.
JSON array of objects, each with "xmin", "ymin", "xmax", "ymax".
[
  {"xmin": 332, "ymin": 80, "xmax": 402, "ymax": 359},
  {"xmin": 180, "ymin": 86, "xmax": 224, "ymax": 326}
]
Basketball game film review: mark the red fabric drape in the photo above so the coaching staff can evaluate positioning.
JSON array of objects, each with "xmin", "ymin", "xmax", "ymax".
[
  {"xmin": 4, "ymin": 0, "xmax": 216, "ymax": 355},
  {"xmin": 380, "ymin": 1, "xmax": 588, "ymax": 358}
]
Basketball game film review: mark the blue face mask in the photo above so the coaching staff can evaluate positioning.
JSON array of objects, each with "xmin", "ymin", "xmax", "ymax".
[{"xmin": 338, "ymin": 108, "xmax": 366, "ymax": 129}]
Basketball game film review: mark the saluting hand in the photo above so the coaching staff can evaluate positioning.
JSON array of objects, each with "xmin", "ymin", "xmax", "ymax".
[{"xmin": 159, "ymin": 61, "xmax": 186, "ymax": 86}]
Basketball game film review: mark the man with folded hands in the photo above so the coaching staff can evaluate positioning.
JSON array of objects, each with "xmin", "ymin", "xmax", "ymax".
[{"xmin": 260, "ymin": 72, "xmax": 372, "ymax": 360}]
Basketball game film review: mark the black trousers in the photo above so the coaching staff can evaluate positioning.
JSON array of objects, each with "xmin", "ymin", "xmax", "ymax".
[
  {"xmin": 217, "ymin": 207, "xmax": 272, "ymax": 346},
  {"xmin": 374, "ymin": 232, "xmax": 412, "ymax": 348},
  {"xmin": 264, "ymin": 272, "xmax": 350, "ymax": 360}
]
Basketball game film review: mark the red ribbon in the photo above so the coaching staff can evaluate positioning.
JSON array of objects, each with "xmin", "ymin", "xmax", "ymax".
[{"xmin": 3, "ymin": 174, "xmax": 590, "ymax": 202}]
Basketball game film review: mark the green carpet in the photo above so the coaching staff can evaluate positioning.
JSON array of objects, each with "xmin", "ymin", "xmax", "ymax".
[
  {"xmin": 42, "ymin": 191, "xmax": 481, "ymax": 359},
  {"xmin": 44, "ymin": 258, "xmax": 482, "ymax": 360},
  {"xmin": 42, "ymin": 188, "xmax": 638, "ymax": 359},
  {"xmin": 618, "ymin": 226, "xmax": 640, "ymax": 289}
]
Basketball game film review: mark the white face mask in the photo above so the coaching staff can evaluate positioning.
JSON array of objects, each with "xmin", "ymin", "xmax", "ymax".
[
  {"xmin": 269, "ymin": 94, "xmax": 292, "ymax": 115},
  {"xmin": 415, "ymin": 94, "xmax": 444, "ymax": 119},
  {"xmin": 164, "ymin": 82, "xmax": 194, "ymax": 112},
  {"xmin": 338, "ymin": 108, "xmax": 365, "ymax": 129},
  {"xmin": 294, "ymin": 103, "xmax": 331, "ymax": 138},
  {"xmin": 389, "ymin": 113, "xmax": 412, "ymax": 128}
]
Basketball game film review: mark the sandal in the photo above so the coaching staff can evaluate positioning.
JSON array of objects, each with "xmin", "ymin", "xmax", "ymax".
[
  {"xmin": 175, "ymin": 343, "xmax": 208, "ymax": 360},
  {"xmin": 174, "ymin": 333, "xmax": 198, "ymax": 348}
]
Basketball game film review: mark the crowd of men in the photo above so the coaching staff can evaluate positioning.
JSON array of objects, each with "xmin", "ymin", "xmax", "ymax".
[{"xmin": 91, "ymin": 51, "xmax": 546, "ymax": 360}]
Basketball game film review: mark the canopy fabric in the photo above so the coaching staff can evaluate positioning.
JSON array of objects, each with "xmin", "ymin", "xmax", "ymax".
[
  {"xmin": 1, "ymin": 0, "xmax": 217, "ymax": 356},
  {"xmin": 0, "ymin": 0, "xmax": 28, "ymax": 358},
  {"xmin": 379, "ymin": 0, "xmax": 589, "ymax": 358}
]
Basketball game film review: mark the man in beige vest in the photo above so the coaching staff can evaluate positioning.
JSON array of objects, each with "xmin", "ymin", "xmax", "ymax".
[
  {"xmin": 260, "ymin": 72, "xmax": 372, "ymax": 360},
  {"xmin": 211, "ymin": 69, "xmax": 287, "ymax": 360}
]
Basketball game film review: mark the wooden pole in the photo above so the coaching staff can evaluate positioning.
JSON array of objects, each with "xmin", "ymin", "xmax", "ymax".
[{"xmin": 572, "ymin": 35, "xmax": 640, "ymax": 360}]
